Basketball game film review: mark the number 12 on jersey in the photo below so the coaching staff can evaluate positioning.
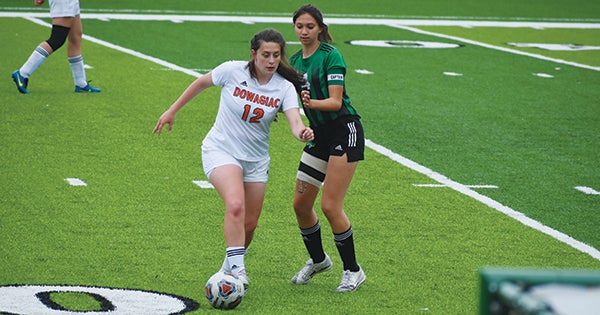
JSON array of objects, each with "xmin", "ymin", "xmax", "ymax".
[{"xmin": 242, "ymin": 104, "xmax": 264, "ymax": 123}]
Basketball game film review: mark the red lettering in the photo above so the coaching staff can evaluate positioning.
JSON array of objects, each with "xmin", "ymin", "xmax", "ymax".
[{"xmin": 233, "ymin": 87, "xmax": 281, "ymax": 108}]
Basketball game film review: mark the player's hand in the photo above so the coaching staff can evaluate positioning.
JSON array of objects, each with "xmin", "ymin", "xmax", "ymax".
[
  {"xmin": 301, "ymin": 90, "xmax": 311, "ymax": 108},
  {"xmin": 153, "ymin": 110, "xmax": 175, "ymax": 136},
  {"xmin": 34, "ymin": 0, "xmax": 45, "ymax": 6},
  {"xmin": 299, "ymin": 127, "xmax": 314, "ymax": 142}
]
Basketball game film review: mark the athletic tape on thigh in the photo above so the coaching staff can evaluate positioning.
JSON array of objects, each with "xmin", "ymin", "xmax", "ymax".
[{"xmin": 297, "ymin": 151, "xmax": 327, "ymax": 186}]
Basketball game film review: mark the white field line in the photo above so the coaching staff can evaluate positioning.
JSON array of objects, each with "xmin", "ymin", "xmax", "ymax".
[
  {"xmin": 367, "ymin": 140, "xmax": 600, "ymax": 261},
  {"xmin": 65, "ymin": 178, "xmax": 87, "ymax": 186},
  {"xmin": 22, "ymin": 17, "xmax": 203, "ymax": 78},
  {"xmin": 192, "ymin": 180, "xmax": 214, "ymax": 189},
  {"xmin": 3, "ymin": 11, "xmax": 600, "ymax": 28},
  {"xmin": 388, "ymin": 24, "xmax": 600, "ymax": 71},
  {"xmin": 575, "ymin": 186, "xmax": 600, "ymax": 195},
  {"xmin": 14, "ymin": 14, "xmax": 600, "ymax": 261},
  {"xmin": 5, "ymin": 11, "xmax": 599, "ymax": 72},
  {"xmin": 414, "ymin": 184, "xmax": 499, "ymax": 189}
]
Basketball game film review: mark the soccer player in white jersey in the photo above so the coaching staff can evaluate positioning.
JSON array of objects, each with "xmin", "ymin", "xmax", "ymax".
[
  {"xmin": 11, "ymin": 0, "xmax": 100, "ymax": 94},
  {"xmin": 153, "ymin": 29, "xmax": 313, "ymax": 288}
]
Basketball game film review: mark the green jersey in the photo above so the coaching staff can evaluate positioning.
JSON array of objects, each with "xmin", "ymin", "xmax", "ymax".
[{"xmin": 290, "ymin": 42, "xmax": 360, "ymax": 128}]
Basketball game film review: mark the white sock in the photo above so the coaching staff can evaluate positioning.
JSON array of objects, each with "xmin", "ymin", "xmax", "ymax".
[
  {"xmin": 226, "ymin": 246, "xmax": 246, "ymax": 271},
  {"xmin": 68, "ymin": 55, "xmax": 87, "ymax": 87},
  {"xmin": 20, "ymin": 46, "xmax": 49, "ymax": 78},
  {"xmin": 220, "ymin": 256, "xmax": 230, "ymax": 272}
]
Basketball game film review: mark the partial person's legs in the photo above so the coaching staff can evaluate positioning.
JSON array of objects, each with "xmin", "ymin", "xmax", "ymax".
[
  {"xmin": 68, "ymin": 15, "xmax": 100, "ymax": 92},
  {"xmin": 320, "ymin": 154, "xmax": 365, "ymax": 292},
  {"xmin": 210, "ymin": 164, "xmax": 247, "ymax": 277},
  {"xmin": 294, "ymin": 180, "xmax": 324, "ymax": 261},
  {"xmin": 291, "ymin": 178, "xmax": 333, "ymax": 284},
  {"xmin": 12, "ymin": 17, "xmax": 73, "ymax": 94},
  {"xmin": 242, "ymin": 182, "xmax": 266, "ymax": 248}
]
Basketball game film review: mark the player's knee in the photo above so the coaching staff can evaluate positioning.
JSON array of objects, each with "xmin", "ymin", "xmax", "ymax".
[
  {"xmin": 293, "ymin": 200, "xmax": 314, "ymax": 219},
  {"xmin": 225, "ymin": 199, "xmax": 244, "ymax": 218},
  {"xmin": 292, "ymin": 199, "xmax": 303, "ymax": 213},
  {"xmin": 320, "ymin": 200, "xmax": 342, "ymax": 219},
  {"xmin": 45, "ymin": 25, "xmax": 70, "ymax": 51},
  {"xmin": 68, "ymin": 29, "xmax": 83, "ymax": 44}
]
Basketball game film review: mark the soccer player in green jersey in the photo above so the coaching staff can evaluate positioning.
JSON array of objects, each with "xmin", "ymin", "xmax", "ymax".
[{"xmin": 288, "ymin": 4, "xmax": 366, "ymax": 292}]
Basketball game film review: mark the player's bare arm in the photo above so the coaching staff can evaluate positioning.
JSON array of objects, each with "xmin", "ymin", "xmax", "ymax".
[
  {"xmin": 153, "ymin": 72, "xmax": 214, "ymax": 135},
  {"xmin": 301, "ymin": 85, "xmax": 343, "ymax": 111}
]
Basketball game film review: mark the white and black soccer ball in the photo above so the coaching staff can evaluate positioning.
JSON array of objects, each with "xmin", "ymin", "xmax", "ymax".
[{"xmin": 205, "ymin": 271, "xmax": 245, "ymax": 310}]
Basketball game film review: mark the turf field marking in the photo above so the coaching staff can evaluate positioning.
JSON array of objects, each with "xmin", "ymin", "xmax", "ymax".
[
  {"xmin": 65, "ymin": 178, "xmax": 87, "ymax": 187},
  {"xmin": 508, "ymin": 43, "xmax": 600, "ymax": 51},
  {"xmin": 11, "ymin": 14, "xmax": 600, "ymax": 261},
  {"xmin": 5, "ymin": 12, "xmax": 599, "ymax": 70},
  {"xmin": 4, "ymin": 7, "xmax": 600, "ymax": 23},
  {"xmin": 414, "ymin": 184, "xmax": 498, "ymax": 189},
  {"xmin": 151, "ymin": 67, "xmax": 212, "ymax": 73},
  {"xmin": 443, "ymin": 71, "xmax": 463, "ymax": 76},
  {"xmin": 355, "ymin": 69, "xmax": 374, "ymax": 74},
  {"xmin": 389, "ymin": 24, "xmax": 600, "ymax": 72},
  {"xmin": 19, "ymin": 17, "xmax": 203, "ymax": 79},
  {"xmin": 4, "ymin": 11, "xmax": 600, "ymax": 26},
  {"xmin": 574, "ymin": 186, "xmax": 600, "ymax": 195},
  {"xmin": 367, "ymin": 140, "xmax": 600, "ymax": 261},
  {"xmin": 193, "ymin": 180, "xmax": 214, "ymax": 189}
]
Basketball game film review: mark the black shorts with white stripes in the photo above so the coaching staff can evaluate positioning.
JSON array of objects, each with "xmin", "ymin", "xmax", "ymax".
[{"xmin": 303, "ymin": 115, "xmax": 365, "ymax": 165}]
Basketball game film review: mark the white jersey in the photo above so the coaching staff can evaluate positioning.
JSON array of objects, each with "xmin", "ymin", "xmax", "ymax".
[{"xmin": 202, "ymin": 60, "xmax": 299, "ymax": 161}]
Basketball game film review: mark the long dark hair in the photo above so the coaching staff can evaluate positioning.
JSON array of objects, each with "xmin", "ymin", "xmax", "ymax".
[
  {"xmin": 293, "ymin": 4, "xmax": 332, "ymax": 44},
  {"xmin": 247, "ymin": 28, "xmax": 305, "ymax": 94}
]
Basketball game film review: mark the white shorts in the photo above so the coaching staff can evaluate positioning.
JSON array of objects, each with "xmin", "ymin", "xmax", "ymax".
[
  {"xmin": 49, "ymin": 0, "xmax": 80, "ymax": 18},
  {"xmin": 202, "ymin": 148, "xmax": 270, "ymax": 183}
]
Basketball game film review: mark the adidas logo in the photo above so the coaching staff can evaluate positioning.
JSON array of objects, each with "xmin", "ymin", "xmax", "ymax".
[
  {"xmin": 240, "ymin": 81, "xmax": 248, "ymax": 87},
  {"xmin": 334, "ymin": 145, "xmax": 343, "ymax": 151}
]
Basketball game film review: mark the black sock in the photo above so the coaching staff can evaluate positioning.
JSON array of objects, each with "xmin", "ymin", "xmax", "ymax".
[
  {"xmin": 334, "ymin": 226, "xmax": 359, "ymax": 272},
  {"xmin": 300, "ymin": 222, "xmax": 326, "ymax": 263}
]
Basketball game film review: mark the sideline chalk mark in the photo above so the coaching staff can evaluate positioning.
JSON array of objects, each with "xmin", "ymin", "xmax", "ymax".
[
  {"xmin": 65, "ymin": 178, "xmax": 87, "ymax": 187},
  {"xmin": 193, "ymin": 180, "xmax": 214, "ymax": 189},
  {"xmin": 575, "ymin": 186, "xmax": 600, "ymax": 195}
]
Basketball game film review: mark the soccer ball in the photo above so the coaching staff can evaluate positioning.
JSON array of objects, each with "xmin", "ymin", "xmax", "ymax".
[{"xmin": 205, "ymin": 271, "xmax": 246, "ymax": 309}]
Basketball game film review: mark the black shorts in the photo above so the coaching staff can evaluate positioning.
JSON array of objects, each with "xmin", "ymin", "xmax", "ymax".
[
  {"xmin": 307, "ymin": 115, "xmax": 365, "ymax": 162},
  {"xmin": 297, "ymin": 116, "xmax": 364, "ymax": 186}
]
